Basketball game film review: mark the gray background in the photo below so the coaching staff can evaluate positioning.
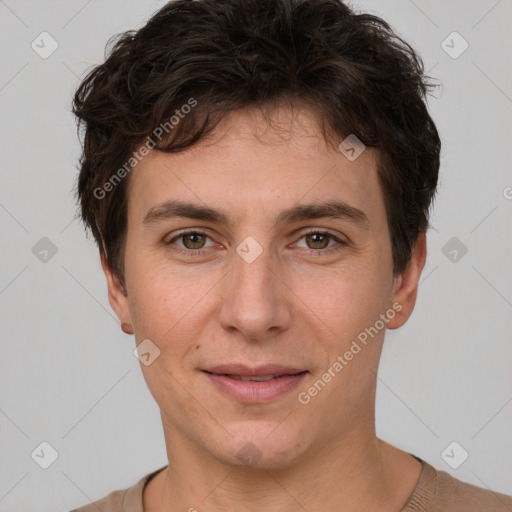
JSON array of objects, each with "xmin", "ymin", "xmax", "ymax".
[{"xmin": 0, "ymin": 0, "xmax": 511, "ymax": 510}]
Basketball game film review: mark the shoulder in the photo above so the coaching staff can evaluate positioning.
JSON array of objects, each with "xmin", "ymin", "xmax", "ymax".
[
  {"xmin": 406, "ymin": 457, "xmax": 512, "ymax": 512},
  {"xmin": 68, "ymin": 466, "xmax": 167, "ymax": 512},
  {"xmin": 434, "ymin": 467, "xmax": 512, "ymax": 511},
  {"xmin": 70, "ymin": 490, "xmax": 125, "ymax": 512}
]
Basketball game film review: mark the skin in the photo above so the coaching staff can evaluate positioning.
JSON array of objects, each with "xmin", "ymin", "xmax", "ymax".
[{"xmin": 102, "ymin": 103, "xmax": 426, "ymax": 512}]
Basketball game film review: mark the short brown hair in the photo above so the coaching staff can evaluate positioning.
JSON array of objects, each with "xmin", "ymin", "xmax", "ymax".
[{"xmin": 73, "ymin": 0, "xmax": 441, "ymax": 290}]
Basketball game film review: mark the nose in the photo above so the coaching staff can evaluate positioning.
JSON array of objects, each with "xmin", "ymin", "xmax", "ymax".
[{"xmin": 218, "ymin": 243, "xmax": 292, "ymax": 342}]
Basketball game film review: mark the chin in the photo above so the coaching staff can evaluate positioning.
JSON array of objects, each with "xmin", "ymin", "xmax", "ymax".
[{"xmin": 210, "ymin": 424, "xmax": 309, "ymax": 471}]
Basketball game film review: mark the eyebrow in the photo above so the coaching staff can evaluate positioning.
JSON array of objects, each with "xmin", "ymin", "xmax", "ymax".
[{"xmin": 142, "ymin": 199, "xmax": 370, "ymax": 229}]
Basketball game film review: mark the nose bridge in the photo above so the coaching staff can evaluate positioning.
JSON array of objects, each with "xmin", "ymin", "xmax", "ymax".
[
  {"xmin": 218, "ymin": 240, "xmax": 290, "ymax": 338},
  {"xmin": 233, "ymin": 244, "xmax": 275, "ymax": 298}
]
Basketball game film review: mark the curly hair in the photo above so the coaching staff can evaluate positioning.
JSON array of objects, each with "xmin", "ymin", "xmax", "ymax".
[{"xmin": 72, "ymin": 0, "xmax": 441, "ymax": 290}]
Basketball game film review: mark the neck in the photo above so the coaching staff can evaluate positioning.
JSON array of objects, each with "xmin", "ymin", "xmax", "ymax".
[{"xmin": 144, "ymin": 418, "xmax": 422, "ymax": 512}]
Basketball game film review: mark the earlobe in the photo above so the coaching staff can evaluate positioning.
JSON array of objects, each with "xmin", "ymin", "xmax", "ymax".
[
  {"xmin": 121, "ymin": 322, "xmax": 134, "ymax": 335},
  {"xmin": 386, "ymin": 232, "xmax": 427, "ymax": 330},
  {"xmin": 100, "ymin": 252, "xmax": 133, "ymax": 332}
]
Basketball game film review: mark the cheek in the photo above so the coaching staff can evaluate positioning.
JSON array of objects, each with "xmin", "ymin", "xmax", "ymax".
[
  {"xmin": 126, "ymin": 254, "xmax": 221, "ymax": 360},
  {"xmin": 297, "ymin": 259, "xmax": 391, "ymax": 340},
  {"xmin": 127, "ymin": 245, "xmax": 192, "ymax": 317},
  {"xmin": 126, "ymin": 266, "xmax": 207, "ymax": 405}
]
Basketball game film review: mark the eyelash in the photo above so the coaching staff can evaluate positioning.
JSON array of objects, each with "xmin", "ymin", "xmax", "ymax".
[{"xmin": 165, "ymin": 229, "xmax": 346, "ymax": 258}]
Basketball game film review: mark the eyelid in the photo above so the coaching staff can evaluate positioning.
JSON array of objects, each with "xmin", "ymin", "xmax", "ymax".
[{"xmin": 297, "ymin": 227, "xmax": 345, "ymax": 241}]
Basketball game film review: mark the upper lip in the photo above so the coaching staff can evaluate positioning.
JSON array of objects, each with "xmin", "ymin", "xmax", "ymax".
[{"xmin": 204, "ymin": 364, "xmax": 306, "ymax": 377}]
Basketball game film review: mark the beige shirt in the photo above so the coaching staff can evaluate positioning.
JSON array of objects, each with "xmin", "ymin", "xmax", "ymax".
[{"xmin": 70, "ymin": 456, "xmax": 512, "ymax": 511}]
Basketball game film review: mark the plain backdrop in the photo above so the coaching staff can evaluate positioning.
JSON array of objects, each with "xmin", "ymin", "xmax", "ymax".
[{"xmin": 0, "ymin": 0, "xmax": 511, "ymax": 510}]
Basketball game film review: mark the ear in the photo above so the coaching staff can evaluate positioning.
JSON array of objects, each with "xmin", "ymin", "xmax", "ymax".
[
  {"xmin": 386, "ymin": 231, "xmax": 427, "ymax": 330},
  {"xmin": 100, "ymin": 252, "xmax": 133, "ymax": 329}
]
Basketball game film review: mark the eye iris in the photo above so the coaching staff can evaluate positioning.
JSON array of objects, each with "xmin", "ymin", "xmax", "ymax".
[
  {"xmin": 183, "ymin": 233, "xmax": 206, "ymax": 249},
  {"xmin": 307, "ymin": 233, "xmax": 329, "ymax": 249}
]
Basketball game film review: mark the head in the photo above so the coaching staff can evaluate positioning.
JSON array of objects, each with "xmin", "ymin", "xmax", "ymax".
[{"xmin": 73, "ymin": 0, "xmax": 440, "ymax": 469}]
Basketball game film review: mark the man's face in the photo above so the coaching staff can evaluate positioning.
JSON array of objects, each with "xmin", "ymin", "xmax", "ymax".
[{"xmin": 105, "ymin": 104, "xmax": 419, "ymax": 469}]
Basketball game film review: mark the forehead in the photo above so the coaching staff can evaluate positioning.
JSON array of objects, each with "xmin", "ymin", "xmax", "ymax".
[{"xmin": 126, "ymin": 104, "xmax": 385, "ymax": 229}]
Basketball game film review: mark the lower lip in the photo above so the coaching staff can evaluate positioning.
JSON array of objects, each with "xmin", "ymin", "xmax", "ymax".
[{"xmin": 204, "ymin": 371, "xmax": 307, "ymax": 403}]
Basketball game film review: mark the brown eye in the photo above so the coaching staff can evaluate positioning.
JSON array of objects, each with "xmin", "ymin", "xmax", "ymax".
[
  {"xmin": 294, "ymin": 230, "xmax": 346, "ymax": 256},
  {"xmin": 165, "ymin": 230, "xmax": 215, "ymax": 256},
  {"xmin": 181, "ymin": 232, "xmax": 207, "ymax": 250},
  {"xmin": 304, "ymin": 232, "xmax": 331, "ymax": 249}
]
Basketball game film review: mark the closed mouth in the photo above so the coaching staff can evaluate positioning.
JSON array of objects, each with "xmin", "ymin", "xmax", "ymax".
[{"xmin": 204, "ymin": 371, "xmax": 307, "ymax": 382}]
